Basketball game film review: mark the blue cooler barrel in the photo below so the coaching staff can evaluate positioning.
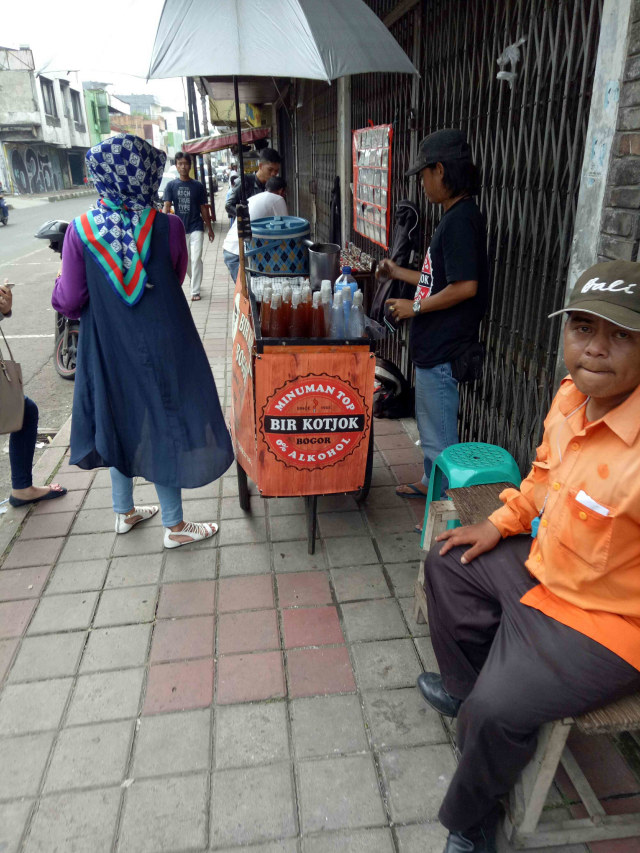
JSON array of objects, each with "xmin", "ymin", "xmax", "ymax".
[{"xmin": 245, "ymin": 216, "xmax": 310, "ymax": 275}]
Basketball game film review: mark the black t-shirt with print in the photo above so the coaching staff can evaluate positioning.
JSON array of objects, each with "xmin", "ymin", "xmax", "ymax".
[
  {"xmin": 409, "ymin": 197, "xmax": 489, "ymax": 369},
  {"xmin": 164, "ymin": 178, "xmax": 207, "ymax": 233}
]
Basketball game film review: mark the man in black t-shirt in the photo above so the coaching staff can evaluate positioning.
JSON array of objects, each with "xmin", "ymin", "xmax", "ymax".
[
  {"xmin": 224, "ymin": 147, "xmax": 281, "ymax": 220},
  {"xmin": 163, "ymin": 151, "xmax": 214, "ymax": 301},
  {"xmin": 381, "ymin": 130, "xmax": 489, "ymax": 505}
]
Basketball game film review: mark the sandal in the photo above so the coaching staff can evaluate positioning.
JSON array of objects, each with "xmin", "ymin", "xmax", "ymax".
[
  {"xmin": 164, "ymin": 520, "xmax": 218, "ymax": 549},
  {"xmin": 115, "ymin": 505, "xmax": 159, "ymax": 534},
  {"xmin": 9, "ymin": 483, "xmax": 67, "ymax": 507},
  {"xmin": 396, "ymin": 483, "xmax": 428, "ymax": 498},
  {"xmin": 191, "ymin": 294, "xmax": 201, "ymax": 301}
]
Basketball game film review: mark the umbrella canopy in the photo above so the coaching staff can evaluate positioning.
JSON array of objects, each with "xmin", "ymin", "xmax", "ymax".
[
  {"xmin": 183, "ymin": 126, "xmax": 271, "ymax": 154},
  {"xmin": 148, "ymin": 0, "xmax": 417, "ymax": 81}
]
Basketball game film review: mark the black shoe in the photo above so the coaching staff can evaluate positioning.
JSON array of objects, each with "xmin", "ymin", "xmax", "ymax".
[
  {"xmin": 443, "ymin": 829, "xmax": 496, "ymax": 853},
  {"xmin": 443, "ymin": 809, "xmax": 500, "ymax": 853},
  {"xmin": 417, "ymin": 672, "xmax": 462, "ymax": 718}
]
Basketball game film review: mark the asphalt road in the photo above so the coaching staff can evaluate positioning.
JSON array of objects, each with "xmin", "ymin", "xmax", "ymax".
[{"xmin": 0, "ymin": 197, "xmax": 92, "ymax": 500}]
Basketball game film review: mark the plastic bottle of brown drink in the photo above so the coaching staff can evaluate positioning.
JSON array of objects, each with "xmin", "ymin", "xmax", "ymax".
[
  {"xmin": 268, "ymin": 292, "xmax": 287, "ymax": 338},
  {"xmin": 310, "ymin": 290, "xmax": 325, "ymax": 337},
  {"xmin": 260, "ymin": 286, "xmax": 272, "ymax": 337},
  {"xmin": 289, "ymin": 289, "xmax": 306, "ymax": 338},
  {"xmin": 299, "ymin": 284, "xmax": 312, "ymax": 337},
  {"xmin": 281, "ymin": 285, "xmax": 292, "ymax": 335}
]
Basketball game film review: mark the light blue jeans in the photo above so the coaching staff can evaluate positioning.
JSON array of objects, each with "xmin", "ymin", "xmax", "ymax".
[
  {"xmin": 223, "ymin": 249, "xmax": 240, "ymax": 284},
  {"xmin": 110, "ymin": 467, "xmax": 183, "ymax": 528},
  {"xmin": 414, "ymin": 362, "xmax": 459, "ymax": 495}
]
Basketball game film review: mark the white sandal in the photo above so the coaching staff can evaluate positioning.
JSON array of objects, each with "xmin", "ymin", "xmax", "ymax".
[
  {"xmin": 115, "ymin": 505, "xmax": 159, "ymax": 534},
  {"xmin": 163, "ymin": 520, "xmax": 219, "ymax": 549}
]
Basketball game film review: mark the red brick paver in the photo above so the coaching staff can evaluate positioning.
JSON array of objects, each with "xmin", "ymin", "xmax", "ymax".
[
  {"xmin": 0, "ymin": 566, "xmax": 51, "ymax": 601},
  {"xmin": 217, "ymin": 575, "xmax": 274, "ymax": 612},
  {"xmin": 217, "ymin": 610, "xmax": 279, "ymax": 655},
  {"xmin": 0, "ymin": 599, "xmax": 36, "ymax": 638},
  {"xmin": 216, "ymin": 651, "xmax": 285, "ymax": 704},
  {"xmin": 150, "ymin": 616, "xmax": 214, "ymax": 663},
  {"xmin": 143, "ymin": 658, "xmax": 214, "ymax": 714},
  {"xmin": 287, "ymin": 646, "xmax": 356, "ymax": 698},
  {"xmin": 276, "ymin": 572, "xmax": 332, "ymax": 607},
  {"xmin": 282, "ymin": 606, "xmax": 344, "ymax": 648}
]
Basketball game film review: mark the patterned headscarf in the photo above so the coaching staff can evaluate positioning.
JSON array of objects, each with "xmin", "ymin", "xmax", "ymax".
[{"xmin": 74, "ymin": 134, "xmax": 167, "ymax": 306}]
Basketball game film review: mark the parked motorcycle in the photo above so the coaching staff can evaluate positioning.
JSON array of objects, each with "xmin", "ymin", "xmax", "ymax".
[{"xmin": 34, "ymin": 219, "xmax": 78, "ymax": 380}]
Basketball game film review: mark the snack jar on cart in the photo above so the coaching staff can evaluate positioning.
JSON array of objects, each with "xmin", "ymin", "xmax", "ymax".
[{"xmin": 229, "ymin": 216, "xmax": 376, "ymax": 554}]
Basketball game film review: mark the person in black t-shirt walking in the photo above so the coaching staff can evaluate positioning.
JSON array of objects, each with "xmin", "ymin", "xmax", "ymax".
[
  {"xmin": 381, "ymin": 130, "xmax": 489, "ymax": 516},
  {"xmin": 163, "ymin": 152, "xmax": 214, "ymax": 301}
]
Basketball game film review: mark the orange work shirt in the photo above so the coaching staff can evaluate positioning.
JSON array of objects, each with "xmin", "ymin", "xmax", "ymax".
[{"xmin": 488, "ymin": 377, "xmax": 640, "ymax": 671}]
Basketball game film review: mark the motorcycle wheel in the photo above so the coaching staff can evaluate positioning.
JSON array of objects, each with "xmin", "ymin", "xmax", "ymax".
[{"xmin": 54, "ymin": 327, "xmax": 79, "ymax": 380}]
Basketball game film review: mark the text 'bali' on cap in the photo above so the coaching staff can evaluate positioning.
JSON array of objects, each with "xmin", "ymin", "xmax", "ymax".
[{"xmin": 549, "ymin": 260, "xmax": 640, "ymax": 331}]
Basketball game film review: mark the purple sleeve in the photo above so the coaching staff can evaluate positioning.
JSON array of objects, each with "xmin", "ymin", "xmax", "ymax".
[
  {"xmin": 168, "ymin": 214, "xmax": 188, "ymax": 284},
  {"xmin": 51, "ymin": 221, "xmax": 88, "ymax": 320}
]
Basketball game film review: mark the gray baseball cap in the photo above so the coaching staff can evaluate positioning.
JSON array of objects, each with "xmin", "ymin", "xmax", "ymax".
[
  {"xmin": 405, "ymin": 129, "xmax": 472, "ymax": 177},
  {"xmin": 549, "ymin": 260, "xmax": 640, "ymax": 331}
]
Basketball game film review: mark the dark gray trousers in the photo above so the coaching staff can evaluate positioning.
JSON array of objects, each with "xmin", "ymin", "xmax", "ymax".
[{"xmin": 424, "ymin": 535, "xmax": 640, "ymax": 833}]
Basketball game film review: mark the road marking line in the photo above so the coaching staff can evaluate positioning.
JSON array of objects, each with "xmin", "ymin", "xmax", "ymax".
[{"xmin": 2, "ymin": 334, "xmax": 55, "ymax": 339}]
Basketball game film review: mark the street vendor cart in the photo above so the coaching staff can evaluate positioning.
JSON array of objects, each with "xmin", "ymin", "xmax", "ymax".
[{"xmin": 230, "ymin": 275, "xmax": 376, "ymax": 553}]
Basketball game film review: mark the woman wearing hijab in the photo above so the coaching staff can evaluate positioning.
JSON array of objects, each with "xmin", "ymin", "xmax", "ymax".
[{"xmin": 53, "ymin": 134, "xmax": 234, "ymax": 548}]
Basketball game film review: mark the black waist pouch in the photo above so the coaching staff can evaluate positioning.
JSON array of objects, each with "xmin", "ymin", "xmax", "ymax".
[{"xmin": 451, "ymin": 341, "xmax": 485, "ymax": 383}]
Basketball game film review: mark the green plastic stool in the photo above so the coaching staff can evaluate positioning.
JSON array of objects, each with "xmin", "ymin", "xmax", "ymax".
[{"xmin": 420, "ymin": 442, "xmax": 521, "ymax": 548}]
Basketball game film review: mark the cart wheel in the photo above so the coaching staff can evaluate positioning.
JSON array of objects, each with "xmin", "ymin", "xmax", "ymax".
[
  {"xmin": 306, "ymin": 495, "xmax": 318, "ymax": 555},
  {"xmin": 237, "ymin": 462, "xmax": 250, "ymax": 511},
  {"xmin": 354, "ymin": 422, "xmax": 374, "ymax": 504}
]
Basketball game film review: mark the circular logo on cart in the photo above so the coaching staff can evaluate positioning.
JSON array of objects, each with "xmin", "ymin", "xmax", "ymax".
[{"xmin": 261, "ymin": 373, "xmax": 368, "ymax": 470}]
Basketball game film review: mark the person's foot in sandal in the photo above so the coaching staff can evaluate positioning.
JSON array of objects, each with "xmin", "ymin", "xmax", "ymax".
[
  {"xmin": 115, "ymin": 505, "xmax": 159, "ymax": 534},
  {"xmin": 164, "ymin": 520, "xmax": 218, "ymax": 549},
  {"xmin": 191, "ymin": 294, "xmax": 201, "ymax": 301},
  {"xmin": 9, "ymin": 483, "xmax": 67, "ymax": 507},
  {"xmin": 396, "ymin": 482, "xmax": 428, "ymax": 498}
]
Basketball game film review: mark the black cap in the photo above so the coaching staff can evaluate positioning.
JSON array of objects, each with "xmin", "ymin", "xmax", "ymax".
[{"xmin": 406, "ymin": 129, "xmax": 472, "ymax": 177}]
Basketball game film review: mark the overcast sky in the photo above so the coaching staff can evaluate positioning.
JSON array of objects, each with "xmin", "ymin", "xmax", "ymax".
[{"xmin": 3, "ymin": 0, "xmax": 188, "ymax": 111}]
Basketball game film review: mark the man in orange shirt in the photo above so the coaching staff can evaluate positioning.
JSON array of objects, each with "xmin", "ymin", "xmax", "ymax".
[{"xmin": 418, "ymin": 260, "xmax": 640, "ymax": 853}]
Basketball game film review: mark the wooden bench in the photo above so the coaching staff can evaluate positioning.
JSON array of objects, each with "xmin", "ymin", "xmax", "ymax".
[{"xmin": 415, "ymin": 484, "xmax": 640, "ymax": 848}]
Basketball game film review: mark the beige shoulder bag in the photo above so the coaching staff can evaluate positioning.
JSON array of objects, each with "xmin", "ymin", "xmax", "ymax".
[{"xmin": 0, "ymin": 323, "xmax": 24, "ymax": 434}]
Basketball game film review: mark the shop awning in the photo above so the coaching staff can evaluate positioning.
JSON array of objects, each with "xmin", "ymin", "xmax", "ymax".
[{"xmin": 183, "ymin": 126, "xmax": 271, "ymax": 154}]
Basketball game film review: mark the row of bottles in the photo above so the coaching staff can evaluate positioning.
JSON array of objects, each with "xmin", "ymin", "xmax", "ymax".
[{"xmin": 259, "ymin": 279, "xmax": 365, "ymax": 339}]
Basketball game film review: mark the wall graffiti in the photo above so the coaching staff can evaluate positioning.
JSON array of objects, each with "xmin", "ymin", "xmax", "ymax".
[{"xmin": 7, "ymin": 145, "xmax": 64, "ymax": 194}]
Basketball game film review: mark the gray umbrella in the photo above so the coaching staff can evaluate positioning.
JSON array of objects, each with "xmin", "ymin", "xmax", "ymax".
[{"xmin": 148, "ymin": 0, "xmax": 417, "ymax": 290}]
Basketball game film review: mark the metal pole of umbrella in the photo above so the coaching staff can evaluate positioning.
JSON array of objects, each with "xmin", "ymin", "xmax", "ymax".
[{"xmin": 233, "ymin": 75, "xmax": 250, "ymax": 299}]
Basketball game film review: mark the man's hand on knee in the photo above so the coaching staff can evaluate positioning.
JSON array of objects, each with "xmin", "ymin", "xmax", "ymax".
[{"xmin": 436, "ymin": 519, "xmax": 501, "ymax": 564}]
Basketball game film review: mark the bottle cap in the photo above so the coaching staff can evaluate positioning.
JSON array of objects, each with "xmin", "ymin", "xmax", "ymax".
[
  {"xmin": 291, "ymin": 290, "xmax": 301, "ymax": 307},
  {"xmin": 313, "ymin": 291, "xmax": 321, "ymax": 306},
  {"xmin": 342, "ymin": 266, "xmax": 352, "ymax": 275},
  {"xmin": 334, "ymin": 290, "xmax": 342, "ymax": 304},
  {"xmin": 321, "ymin": 279, "xmax": 332, "ymax": 289},
  {"xmin": 353, "ymin": 290, "xmax": 363, "ymax": 305},
  {"xmin": 263, "ymin": 286, "xmax": 273, "ymax": 299},
  {"xmin": 271, "ymin": 292, "xmax": 281, "ymax": 308},
  {"xmin": 282, "ymin": 285, "xmax": 292, "ymax": 299}
]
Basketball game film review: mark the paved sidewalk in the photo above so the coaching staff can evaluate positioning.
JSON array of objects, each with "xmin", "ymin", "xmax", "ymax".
[{"xmin": 0, "ymin": 193, "xmax": 637, "ymax": 853}]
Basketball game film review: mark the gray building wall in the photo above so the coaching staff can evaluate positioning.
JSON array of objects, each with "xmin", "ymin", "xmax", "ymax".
[{"xmin": 599, "ymin": 0, "xmax": 640, "ymax": 261}]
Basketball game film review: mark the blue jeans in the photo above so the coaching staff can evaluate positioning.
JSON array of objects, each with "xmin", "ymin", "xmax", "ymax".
[
  {"xmin": 414, "ymin": 362, "xmax": 459, "ymax": 494},
  {"xmin": 223, "ymin": 250, "xmax": 240, "ymax": 284},
  {"xmin": 110, "ymin": 467, "xmax": 183, "ymax": 527},
  {"xmin": 9, "ymin": 396, "xmax": 38, "ymax": 489}
]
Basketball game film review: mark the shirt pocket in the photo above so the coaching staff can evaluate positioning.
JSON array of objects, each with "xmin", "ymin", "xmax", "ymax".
[{"xmin": 556, "ymin": 488, "xmax": 615, "ymax": 573}]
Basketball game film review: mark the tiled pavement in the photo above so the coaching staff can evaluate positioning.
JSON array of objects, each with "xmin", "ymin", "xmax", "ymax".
[{"xmin": 1, "ymin": 195, "xmax": 638, "ymax": 853}]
